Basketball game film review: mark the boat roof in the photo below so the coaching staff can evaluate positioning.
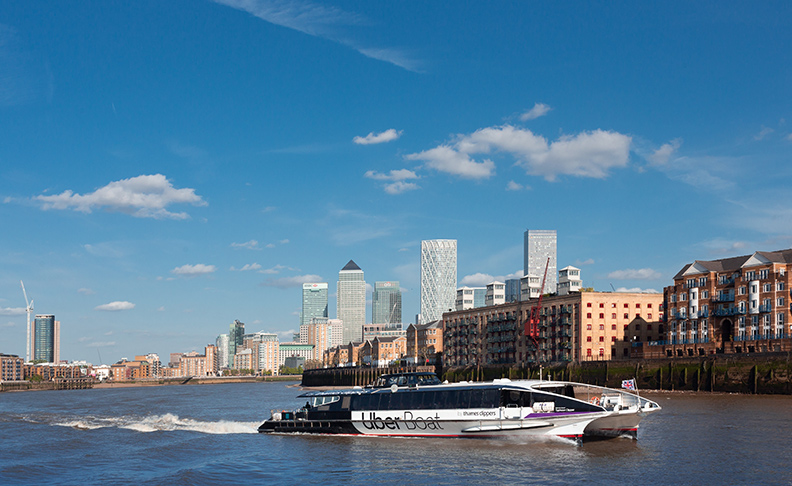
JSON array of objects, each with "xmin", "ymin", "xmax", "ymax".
[{"xmin": 297, "ymin": 379, "xmax": 589, "ymax": 398}]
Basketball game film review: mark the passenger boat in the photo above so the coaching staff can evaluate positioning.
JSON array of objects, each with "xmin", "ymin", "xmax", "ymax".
[{"xmin": 258, "ymin": 372, "xmax": 661, "ymax": 442}]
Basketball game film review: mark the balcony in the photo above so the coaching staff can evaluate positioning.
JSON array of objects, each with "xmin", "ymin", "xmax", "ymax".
[
  {"xmin": 713, "ymin": 294, "xmax": 735, "ymax": 303},
  {"xmin": 759, "ymin": 304, "xmax": 772, "ymax": 313}
]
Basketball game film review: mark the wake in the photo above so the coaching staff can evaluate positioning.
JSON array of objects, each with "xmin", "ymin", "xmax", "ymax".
[{"xmin": 49, "ymin": 413, "xmax": 260, "ymax": 434}]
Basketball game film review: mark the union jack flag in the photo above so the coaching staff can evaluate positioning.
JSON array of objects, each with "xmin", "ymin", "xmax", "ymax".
[{"xmin": 621, "ymin": 379, "xmax": 636, "ymax": 390}]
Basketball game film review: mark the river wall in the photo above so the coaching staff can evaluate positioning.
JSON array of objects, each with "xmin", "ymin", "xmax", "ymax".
[
  {"xmin": 443, "ymin": 352, "xmax": 792, "ymax": 395},
  {"xmin": 1, "ymin": 374, "xmax": 300, "ymax": 392}
]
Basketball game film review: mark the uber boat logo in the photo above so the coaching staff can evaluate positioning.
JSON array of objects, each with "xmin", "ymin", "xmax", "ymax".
[{"xmin": 360, "ymin": 411, "xmax": 444, "ymax": 431}]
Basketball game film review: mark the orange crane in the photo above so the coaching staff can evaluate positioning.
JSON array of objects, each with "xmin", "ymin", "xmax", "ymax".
[{"xmin": 524, "ymin": 258, "xmax": 550, "ymax": 354}]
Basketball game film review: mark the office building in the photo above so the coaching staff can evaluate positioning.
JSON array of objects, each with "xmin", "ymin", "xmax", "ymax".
[
  {"xmin": 420, "ymin": 239, "xmax": 457, "ymax": 323},
  {"xmin": 485, "ymin": 282, "xmax": 506, "ymax": 306},
  {"xmin": 558, "ymin": 266, "xmax": 582, "ymax": 295},
  {"xmin": 228, "ymin": 320, "xmax": 245, "ymax": 365},
  {"xmin": 505, "ymin": 278, "xmax": 521, "ymax": 302},
  {"xmin": 524, "ymin": 230, "xmax": 557, "ymax": 296},
  {"xmin": 301, "ymin": 283, "xmax": 328, "ymax": 327},
  {"xmin": 372, "ymin": 281, "xmax": 402, "ymax": 325},
  {"xmin": 215, "ymin": 334, "xmax": 229, "ymax": 369},
  {"xmin": 338, "ymin": 260, "xmax": 366, "ymax": 344}
]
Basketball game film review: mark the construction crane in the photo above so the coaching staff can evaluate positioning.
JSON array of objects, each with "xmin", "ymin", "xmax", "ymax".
[
  {"xmin": 524, "ymin": 258, "xmax": 550, "ymax": 359},
  {"xmin": 20, "ymin": 281, "xmax": 33, "ymax": 363}
]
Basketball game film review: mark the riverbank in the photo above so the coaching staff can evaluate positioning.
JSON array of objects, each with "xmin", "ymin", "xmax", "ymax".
[{"xmin": 1, "ymin": 375, "xmax": 301, "ymax": 392}]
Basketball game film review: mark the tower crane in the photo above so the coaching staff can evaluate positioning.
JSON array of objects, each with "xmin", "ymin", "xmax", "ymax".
[
  {"xmin": 524, "ymin": 258, "xmax": 550, "ymax": 361},
  {"xmin": 20, "ymin": 281, "xmax": 33, "ymax": 363}
]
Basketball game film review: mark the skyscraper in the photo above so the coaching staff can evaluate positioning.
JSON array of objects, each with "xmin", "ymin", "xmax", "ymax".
[
  {"xmin": 524, "ymin": 229, "xmax": 557, "ymax": 294},
  {"xmin": 301, "ymin": 283, "xmax": 328, "ymax": 327},
  {"xmin": 372, "ymin": 281, "xmax": 401, "ymax": 325},
  {"xmin": 337, "ymin": 260, "xmax": 366, "ymax": 344},
  {"xmin": 228, "ymin": 320, "xmax": 245, "ymax": 365},
  {"xmin": 216, "ymin": 334, "xmax": 229, "ymax": 369},
  {"xmin": 33, "ymin": 314, "xmax": 59, "ymax": 363},
  {"xmin": 420, "ymin": 239, "xmax": 457, "ymax": 323}
]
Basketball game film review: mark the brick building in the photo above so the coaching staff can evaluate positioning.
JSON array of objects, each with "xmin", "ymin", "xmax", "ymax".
[
  {"xmin": 443, "ymin": 291, "xmax": 664, "ymax": 365},
  {"xmin": 656, "ymin": 249, "xmax": 792, "ymax": 357}
]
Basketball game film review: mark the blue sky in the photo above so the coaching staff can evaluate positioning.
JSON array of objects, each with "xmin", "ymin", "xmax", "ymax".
[{"xmin": 1, "ymin": 1, "xmax": 791, "ymax": 363}]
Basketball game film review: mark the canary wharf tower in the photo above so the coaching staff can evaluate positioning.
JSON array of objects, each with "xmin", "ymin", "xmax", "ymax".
[
  {"xmin": 338, "ymin": 260, "xmax": 366, "ymax": 344},
  {"xmin": 420, "ymin": 239, "xmax": 457, "ymax": 323}
]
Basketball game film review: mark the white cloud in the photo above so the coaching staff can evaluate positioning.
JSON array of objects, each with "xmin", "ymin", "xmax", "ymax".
[
  {"xmin": 85, "ymin": 341, "xmax": 117, "ymax": 347},
  {"xmin": 460, "ymin": 270, "xmax": 523, "ymax": 286},
  {"xmin": 3, "ymin": 321, "xmax": 17, "ymax": 327},
  {"xmin": 265, "ymin": 243, "xmax": 276, "ymax": 248},
  {"xmin": 615, "ymin": 287, "xmax": 660, "ymax": 294},
  {"xmin": 406, "ymin": 145, "xmax": 496, "ymax": 179},
  {"xmin": 365, "ymin": 169, "xmax": 420, "ymax": 194},
  {"xmin": 608, "ymin": 268, "xmax": 662, "ymax": 280},
  {"xmin": 0, "ymin": 307, "xmax": 25, "ymax": 316},
  {"xmin": 95, "ymin": 301, "xmax": 136, "ymax": 311},
  {"xmin": 261, "ymin": 274, "xmax": 324, "ymax": 288},
  {"xmin": 648, "ymin": 138, "xmax": 682, "ymax": 165},
  {"xmin": 506, "ymin": 180, "xmax": 528, "ymax": 191},
  {"xmin": 35, "ymin": 174, "xmax": 206, "ymax": 219},
  {"xmin": 354, "ymin": 129, "xmax": 402, "ymax": 145},
  {"xmin": 77, "ymin": 288, "xmax": 95, "ymax": 295},
  {"xmin": 259, "ymin": 264, "xmax": 287, "ymax": 275},
  {"xmin": 231, "ymin": 240, "xmax": 261, "ymax": 250},
  {"xmin": 171, "ymin": 264, "xmax": 217, "ymax": 277},
  {"xmin": 785, "ymin": 133, "xmax": 792, "ymax": 141},
  {"xmin": 213, "ymin": 0, "xmax": 420, "ymax": 71},
  {"xmin": 279, "ymin": 239, "xmax": 290, "ymax": 244},
  {"xmin": 230, "ymin": 263, "xmax": 262, "ymax": 271},
  {"xmin": 407, "ymin": 125, "xmax": 631, "ymax": 181},
  {"xmin": 520, "ymin": 102, "xmax": 551, "ymax": 121},
  {"xmin": 754, "ymin": 126, "xmax": 774, "ymax": 141},
  {"xmin": 576, "ymin": 258, "xmax": 595, "ymax": 266}
]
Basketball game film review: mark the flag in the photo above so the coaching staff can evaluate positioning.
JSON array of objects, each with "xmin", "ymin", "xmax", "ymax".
[{"xmin": 621, "ymin": 379, "xmax": 636, "ymax": 390}]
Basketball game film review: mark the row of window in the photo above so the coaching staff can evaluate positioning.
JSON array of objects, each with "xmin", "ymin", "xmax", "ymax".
[
  {"xmin": 586, "ymin": 323, "xmax": 655, "ymax": 331},
  {"xmin": 586, "ymin": 313, "xmax": 654, "ymax": 320},
  {"xmin": 587, "ymin": 302, "xmax": 654, "ymax": 309}
]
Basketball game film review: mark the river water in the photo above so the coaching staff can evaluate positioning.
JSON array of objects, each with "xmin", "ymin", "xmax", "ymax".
[{"xmin": 1, "ymin": 382, "xmax": 791, "ymax": 485}]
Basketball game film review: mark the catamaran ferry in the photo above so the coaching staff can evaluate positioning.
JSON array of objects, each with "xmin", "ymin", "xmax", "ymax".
[{"xmin": 258, "ymin": 372, "xmax": 661, "ymax": 441}]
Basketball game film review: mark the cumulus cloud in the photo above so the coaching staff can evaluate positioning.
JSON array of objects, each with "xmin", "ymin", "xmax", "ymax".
[
  {"xmin": 0, "ymin": 307, "xmax": 25, "ymax": 316},
  {"xmin": 406, "ymin": 146, "xmax": 496, "ymax": 179},
  {"xmin": 576, "ymin": 258, "xmax": 595, "ymax": 266},
  {"xmin": 506, "ymin": 180, "xmax": 529, "ymax": 191},
  {"xmin": 230, "ymin": 263, "xmax": 262, "ymax": 271},
  {"xmin": 786, "ymin": 133, "xmax": 792, "ymax": 141},
  {"xmin": 354, "ymin": 129, "xmax": 402, "ymax": 145},
  {"xmin": 407, "ymin": 125, "xmax": 631, "ymax": 181},
  {"xmin": 648, "ymin": 138, "xmax": 682, "ymax": 165},
  {"xmin": 608, "ymin": 268, "xmax": 662, "ymax": 280},
  {"xmin": 460, "ymin": 270, "xmax": 523, "ymax": 286},
  {"xmin": 231, "ymin": 240, "xmax": 261, "ymax": 250},
  {"xmin": 95, "ymin": 301, "xmax": 135, "ymax": 311},
  {"xmin": 171, "ymin": 264, "xmax": 217, "ymax": 277},
  {"xmin": 77, "ymin": 288, "xmax": 95, "ymax": 295},
  {"xmin": 365, "ymin": 169, "xmax": 420, "ymax": 194},
  {"xmin": 615, "ymin": 287, "xmax": 660, "ymax": 294},
  {"xmin": 35, "ymin": 174, "xmax": 206, "ymax": 219},
  {"xmin": 279, "ymin": 239, "xmax": 290, "ymax": 244},
  {"xmin": 261, "ymin": 274, "xmax": 323, "ymax": 288},
  {"xmin": 520, "ymin": 103, "xmax": 551, "ymax": 121},
  {"xmin": 85, "ymin": 341, "xmax": 117, "ymax": 347}
]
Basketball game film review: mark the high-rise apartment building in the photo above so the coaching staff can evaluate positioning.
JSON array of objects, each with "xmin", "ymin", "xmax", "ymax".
[
  {"xmin": 301, "ymin": 283, "xmax": 328, "ymax": 327},
  {"xmin": 372, "ymin": 281, "xmax": 402, "ymax": 325},
  {"xmin": 228, "ymin": 320, "xmax": 245, "ymax": 364},
  {"xmin": 420, "ymin": 239, "xmax": 457, "ymax": 323},
  {"xmin": 33, "ymin": 315, "xmax": 59, "ymax": 363},
  {"xmin": 524, "ymin": 230, "xmax": 557, "ymax": 295},
  {"xmin": 215, "ymin": 334, "xmax": 229, "ymax": 369},
  {"xmin": 338, "ymin": 260, "xmax": 366, "ymax": 344}
]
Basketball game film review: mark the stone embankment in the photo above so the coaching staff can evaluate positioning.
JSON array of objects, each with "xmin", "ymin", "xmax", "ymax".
[{"xmin": 1, "ymin": 374, "xmax": 300, "ymax": 392}]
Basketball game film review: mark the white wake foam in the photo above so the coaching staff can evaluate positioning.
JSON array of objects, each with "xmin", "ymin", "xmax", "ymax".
[{"xmin": 54, "ymin": 413, "xmax": 259, "ymax": 434}]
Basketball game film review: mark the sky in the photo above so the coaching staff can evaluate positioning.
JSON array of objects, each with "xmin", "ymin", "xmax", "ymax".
[{"xmin": 1, "ymin": 1, "xmax": 791, "ymax": 363}]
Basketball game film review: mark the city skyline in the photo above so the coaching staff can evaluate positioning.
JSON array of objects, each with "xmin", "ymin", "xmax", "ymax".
[{"xmin": 1, "ymin": 2, "xmax": 791, "ymax": 361}]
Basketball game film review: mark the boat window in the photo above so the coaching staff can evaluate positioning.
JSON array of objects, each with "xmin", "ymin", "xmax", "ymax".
[
  {"xmin": 310, "ymin": 395, "xmax": 341, "ymax": 408},
  {"xmin": 501, "ymin": 389, "xmax": 531, "ymax": 407}
]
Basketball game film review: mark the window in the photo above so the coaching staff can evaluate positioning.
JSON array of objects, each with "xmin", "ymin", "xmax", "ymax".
[
  {"xmin": 648, "ymin": 314, "xmax": 653, "ymax": 320},
  {"xmin": 587, "ymin": 324, "xmax": 592, "ymax": 330},
  {"xmin": 759, "ymin": 269, "xmax": 769, "ymax": 280},
  {"xmin": 636, "ymin": 313, "xmax": 641, "ymax": 319},
  {"xmin": 599, "ymin": 336, "xmax": 604, "ymax": 342},
  {"xmin": 636, "ymin": 303, "xmax": 641, "ymax": 308},
  {"xmin": 599, "ymin": 324, "xmax": 605, "ymax": 330},
  {"xmin": 599, "ymin": 313, "xmax": 604, "ymax": 319},
  {"xmin": 611, "ymin": 303, "xmax": 616, "ymax": 308},
  {"xmin": 611, "ymin": 324, "xmax": 617, "ymax": 330},
  {"xmin": 624, "ymin": 313, "xmax": 629, "ymax": 319},
  {"xmin": 599, "ymin": 303, "xmax": 604, "ymax": 308},
  {"xmin": 624, "ymin": 303, "xmax": 629, "ymax": 308},
  {"xmin": 587, "ymin": 303, "xmax": 592, "ymax": 307},
  {"xmin": 702, "ymin": 290, "xmax": 709, "ymax": 299},
  {"xmin": 739, "ymin": 286, "xmax": 746, "ymax": 295},
  {"xmin": 648, "ymin": 303, "xmax": 653, "ymax": 309},
  {"xmin": 778, "ymin": 298, "xmax": 785, "ymax": 306},
  {"xmin": 587, "ymin": 336, "xmax": 592, "ymax": 342},
  {"xmin": 647, "ymin": 324, "xmax": 653, "ymax": 330},
  {"xmin": 611, "ymin": 336, "xmax": 617, "ymax": 342},
  {"xmin": 587, "ymin": 349, "xmax": 592, "ymax": 356},
  {"xmin": 612, "ymin": 313, "xmax": 617, "ymax": 319},
  {"xmin": 587, "ymin": 313, "xmax": 592, "ymax": 319},
  {"xmin": 680, "ymin": 293, "xmax": 687, "ymax": 301},
  {"xmin": 635, "ymin": 324, "xmax": 641, "ymax": 330},
  {"xmin": 778, "ymin": 283, "xmax": 785, "ymax": 291},
  {"xmin": 764, "ymin": 283, "xmax": 772, "ymax": 292}
]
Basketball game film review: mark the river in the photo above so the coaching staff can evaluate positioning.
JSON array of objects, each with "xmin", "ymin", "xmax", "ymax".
[{"xmin": 1, "ymin": 382, "xmax": 790, "ymax": 485}]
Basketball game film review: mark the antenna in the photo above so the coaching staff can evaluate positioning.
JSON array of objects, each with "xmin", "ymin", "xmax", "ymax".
[
  {"xmin": 20, "ymin": 281, "xmax": 34, "ymax": 363},
  {"xmin": 610, "ymin": 283, "xmax": 616, "ymax": 292}
]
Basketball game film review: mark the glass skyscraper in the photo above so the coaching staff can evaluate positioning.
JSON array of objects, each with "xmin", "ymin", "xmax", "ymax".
[
  {"xmin": 420, "ymin": 239, "xmax": 457, "ymax": 323},
  {"xmin": 228, "ymin": 319, "xmax": 245, "ymax": 365},
  {"xmin": 338, "ymin": 260, "xmax": 366, "ymax": 344},
  {"xmin": 301, "ymin": 283, "xmax": 328, "ymax": 327},
  {"xmin": 524, "ymin": 229, "xmax": 557, "ymax": 294},
  {"xmin": 33, "ymin": 314, "xmax": 57, "ymax": 363},
  {"xmin": 372, "ymin": 281, "xmax": 401, "ymax": 325}
]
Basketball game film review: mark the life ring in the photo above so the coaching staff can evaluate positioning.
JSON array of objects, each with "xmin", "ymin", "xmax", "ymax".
[{"xmin": 590, "ymin": 396, "xmax": 600, "ymax": 406}]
